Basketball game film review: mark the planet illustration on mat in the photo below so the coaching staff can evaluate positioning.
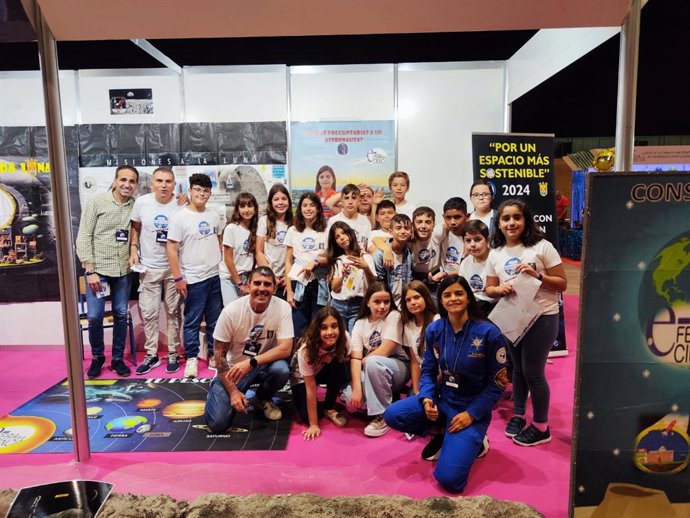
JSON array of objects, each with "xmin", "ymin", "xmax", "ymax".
[
  {"xmin": 136, "ymin": 399, "xmax": 162, "ymax": 410},
  {"xmin": 0, "ymin": 415, "xmax": 56, "ymax": 453},
  {"xmin": 86, "ymin": 406, "xmax": 102, "ymax": 415},
  {"xmin": 105, "ymin": 416, "xmax": 148, "ymax": 433},
  {"xmin": 162, "ymin": 400, "xmax": 206, "ymax": 419}
]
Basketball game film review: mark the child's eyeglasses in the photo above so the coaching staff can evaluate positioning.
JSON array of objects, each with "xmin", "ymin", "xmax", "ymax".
[{"xmin": 471, "ymin": 193, "xmax": 491, "ymax": 199}]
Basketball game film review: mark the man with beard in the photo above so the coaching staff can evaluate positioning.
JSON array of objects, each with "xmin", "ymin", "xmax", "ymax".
[{"xmin": 205, "ymin": 266, "xmax": 294, "ymax": 432}]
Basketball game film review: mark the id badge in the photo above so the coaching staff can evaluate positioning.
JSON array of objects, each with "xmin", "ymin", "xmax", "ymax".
[
  {"xmin": 242, "ymin": 340, "xmax": 259, "ymax": 357},
  {"xmin": 96, "ymin": 281, "xmax": 111, "ymax": 299},
  {"xmin": 156, "ymin": 230, "xmax": 168, "ymax": 243},
  {"xmin": 443, "ymin": 369, "xmax": 459, "ymax": 389},
  {"xmin": 115, "ymin": 228, "xmax": 129, "ymax": 242}
]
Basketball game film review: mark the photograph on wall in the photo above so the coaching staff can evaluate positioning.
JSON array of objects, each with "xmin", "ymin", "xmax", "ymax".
[
  {"xmin": 0, "ymin": 126, "xmax": 79, "ymax": 303},
  {"xmin": 572, "ymin": 172, "xmax": 690, "ymax": 517},
  {"xmin": 290, "ymin": 120, "xmax": 396, "ymax": 207},
  {"xmin": 109, "ymin": 88, "xmax": 154, "ymax": 115}
]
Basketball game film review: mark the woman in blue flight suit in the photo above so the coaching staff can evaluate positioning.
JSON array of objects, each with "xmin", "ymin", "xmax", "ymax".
[{"xmin": 384, "ymin": 274, "xmax": 508, "ymax": 493}]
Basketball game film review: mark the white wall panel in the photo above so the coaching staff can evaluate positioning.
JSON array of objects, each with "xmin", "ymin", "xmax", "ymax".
[
  {"xmin": 78, "ymin": 69, "xmax": 182, "ymax": 124},
  {"xmin": 184, "ymin": 66, "xmax": 287, "ymax": 122},
  {"xmin": 397, "ymin": 63, "xmax": 505, "ymax": 215},
  {"xmin": 0, "ymin": 70, "xmax": 78, "ymax": 126},
  {"xmin": 290, "ymin": 65, "xmax": 395, "ymax": 121}
]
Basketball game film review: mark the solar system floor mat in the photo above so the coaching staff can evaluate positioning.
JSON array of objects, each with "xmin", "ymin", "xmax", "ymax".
[{"xmin": 1, "ymin": 378, "xmax": 293, "ymax": 453}]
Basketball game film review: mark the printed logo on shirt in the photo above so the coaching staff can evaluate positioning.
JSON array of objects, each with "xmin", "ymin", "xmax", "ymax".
[
  {"xmin": 198, "ymin": 221, "xmax": 212, "ymax": 236},
  {"xmin": 154, "ymin": 214, "xmax": 169, "ymax": 230},
  {"xmin": 392, "ymin": 264, "xmax": 407, "ymax": 281},
  {"xmin": 243, "ymin": 324, "xmax": 265, "ymax": 357},
  {"xmin": 302, "ymin": 237, "xmax": 316, "ymax": 251},
  {"xmin": 242, "ymin": 239, "xmax": 250, "ymax": 253},
  {"xmin": 469, "ymin": 274, "xmax": 484, "ymax": 292},
  {"xmin": 276, "ymin": 230, "xmax": 287, "ymax": 244},
  {"xmin": 418, "ymin": 248, "xmax": 433, "ymax": 264},
  {"xmin": 368, "ymin": 330, "xmax": 382, "ymax": 350},
  {"xmin": 445, "ymin": 246, "xmax": 460, "ymax": 264},
  {"xmin": 504, "ymin": 257, "xmax": 520, "ymax": 276},
  {"xmin": 468, "ymin": 336, "xmax": 485, "ymax": 359}
]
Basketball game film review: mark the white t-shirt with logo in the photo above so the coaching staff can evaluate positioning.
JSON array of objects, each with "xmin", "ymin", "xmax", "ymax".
[
  {"xmin": 168, "ymin": 207, "xmax": 221, "ymax": 284},
  {"xmin": 459, "ymin": 256, "xmax": 497, "ymax": 304},
  {"xmin": 331, "ymin": 253, "xmax": 375, "ymax": 300},
  {"xmin": 284, "ymin": 226, "xmax": 327, "ymax": 266},
  {"xmin": 289, "ymin": 333, "xmax": 352, "ymax": 386},
  {"xmin": 434, "ymin": 225, "xmax": 464, "ymax": 274},
  {"xmin": 327, "ymin": 212, "xmax": 372, "ymax": 251},
  {"xmin": 485, "ymin": 239, "xmax": 562, "ymax": 315},
  {"xmin": 130, "ymin": 193, "xmax": 183, "ymax": 269},
  {"xmin": 213, "ymin": 296, "xmax": 294, "ymax": 365},
  {"xmin": 219, "ymin": 223, "xmax": 253, "ymax": 279},
  {"xmin": 410, "ymin": 236, "xmax": 441, "ymax": 274},
  {"xmin": 402, "ymin": 314, "xmax": 440, "ymax": 365},
  {"xmin": 350, "ymin": 311, "xmax": 405, "ymax": 359},
  {"xmin": 256, "ymin": 215, "xmax": 289, "ymax": 277}
]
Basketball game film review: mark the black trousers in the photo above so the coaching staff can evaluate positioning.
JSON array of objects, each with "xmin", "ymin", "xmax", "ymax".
[{"xmin": 292, "ymin": 360, "xmax": 347, "ymax": 424}]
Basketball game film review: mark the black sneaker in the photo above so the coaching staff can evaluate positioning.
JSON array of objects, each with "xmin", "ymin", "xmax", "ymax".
[
  {"xmin": 111, "ymin": 359, "xmax": 131, "ymax": 377},
  {"xmin": 504, "ymin": 416, "xmax": 527, "ymax": 438},
  {"xmin": 477, "ymin": 435, "xmax": 490, "ymax": 458},
  {"xmin": 421, "ymin": 433, "xmax": 444, "ymax": 461},
  {"xmin": 136, "ymin": 355, "xmax": 160, "ymax": 375},
  {"xmin": 87, "ymin": 356, "xmax": 105, "ymax": 378},
  {"xmin": 166, "ymin": 353, "xmax": 180, "ymax": 374},
  {"xmin": 513, "ymin": 424, "xmax": 551, "ymax": 447}
]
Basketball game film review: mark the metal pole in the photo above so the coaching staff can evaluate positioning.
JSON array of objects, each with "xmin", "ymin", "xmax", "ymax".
[
  {"xmin": 503, "ymin": 62, "xmax": 512, "ymax": 133},
  {"xmin": 33, "ymin": 0, "xmax": 91, "ymax": 461},
  {"xmin": 614, "ymin": 0, "xmax": 641, "ymax": 171}
]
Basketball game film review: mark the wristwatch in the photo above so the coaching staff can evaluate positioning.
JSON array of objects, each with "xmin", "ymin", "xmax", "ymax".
[{"xmin": 249, "ymin": 357, "xmax": 258, "ymax": 368}]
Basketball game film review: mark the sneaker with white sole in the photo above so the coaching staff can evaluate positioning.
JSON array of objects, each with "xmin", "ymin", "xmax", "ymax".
[
  {"xmin": 184, "ymin": 357, "xmax": 198, "ymax": 378},
  {"xmin": 513, "ymin": 424, "xmax": 551, "ymax": 447},
  {"xmin": 261, "ymin": 400, "xmax": 282, "ymax": 420},
  {"xmin": 166, "ymin": 353, "xmax": 180, "ymax": 373},
  {"xmin": 421, "ymin": 433, "xmax": 444, "ymax": 461},
  {"xmin": 364, "ymin": 415, "xmax": 390, "ymax": 437},
  {"xmin": 136, "ymin": 355, "xmax": 160, "ymax": 375},
  {"xmin": 477, "ymin": 435, "xmax": 490, "ymax": 458}
]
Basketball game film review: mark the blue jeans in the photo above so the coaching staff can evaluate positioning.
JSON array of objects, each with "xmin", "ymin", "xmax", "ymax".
[
  {"xmin": 292, "ymin": 280, "xmax": 324, "ymax": 338},
  {"xmin": 205, "ymin": 359, "xmax": 290, "ymax": 433},
  {"xmin": 183, "ymin": 275, "xmax": 222, "ymax": 359},
  {"xmin": 85, "ymin": 273, "xmax": 132, "ymax": 361},
  {"xmin": 330, "ymin": 297, "xmax": 362, "ymax": 334}
]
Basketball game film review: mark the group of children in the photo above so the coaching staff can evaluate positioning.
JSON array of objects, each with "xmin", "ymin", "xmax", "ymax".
[{"xmin": 129, "ymin": 165, "xmax": 565, "ymax": 490}]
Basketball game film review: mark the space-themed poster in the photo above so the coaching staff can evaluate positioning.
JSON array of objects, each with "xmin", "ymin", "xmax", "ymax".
[
  {"xmin": 76, "ymin": 122, "xmax": 288, "ymax": 227},
  {"xmin": 289, "ymin": 120, "xmax": 396, "ymax": 206},
  {"xmin": 0, "ymin": 126, "xmax": 80, "ymax": 303},
  {"xmin": 571, "ymin": 172, "xmax": 690, "ymax": 517}
]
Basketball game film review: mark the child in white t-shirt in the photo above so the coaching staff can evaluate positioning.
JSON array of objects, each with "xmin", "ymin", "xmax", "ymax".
[
  {"xmin": 256, "ymin": 184, "xmax": 293, "ymax": 298},
  {"xmin": 326, "ymin": 183, "xmax": 372, "ymax": 252},
  {"xmin": 344, "ymin": 282, "xmax": 409, "ymax": 438},
  {"xmin": 285, "ymin": 192, "xmax": 328, "ymax": 337},
  {"xmin": 327, "ymin": 221, "xmax": 376, "ymax": 333},
  {"xmin": 219, "ymin": 192, "xmax": 258, "ymax": 306},
  {"xmin": 459, "ymin": 219, "xmax": 497, "ymax": 317},
  {"xmin": 290, "ymin": 307, "xmax": 351, "ymax": 440},
  {"xmin": 400, "ymin": 280, "xmax": 439, "ymax": 394}
]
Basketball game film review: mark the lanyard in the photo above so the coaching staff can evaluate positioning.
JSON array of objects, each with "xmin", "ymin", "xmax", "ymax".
[{"xmin": 443, "ymin": 320, "xmax": 470, "ymax": 375}]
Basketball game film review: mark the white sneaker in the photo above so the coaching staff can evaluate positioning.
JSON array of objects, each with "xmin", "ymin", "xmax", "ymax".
[
  {"xmin": 364, "ymin": 415, "xmax": 390, "ymax": 437},
  {"xmin": 184, "ymin": 357, "xmax": 198, "ymax": 378},
  {"xmin": 261, "ymin": 400, "xmax": 282, "ymax": 420}
]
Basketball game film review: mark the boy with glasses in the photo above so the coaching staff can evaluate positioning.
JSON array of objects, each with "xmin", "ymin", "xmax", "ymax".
[
  {"xmin": 469, "ymin": 179, "xmax": 496, "ymax": 237},
  {"xmin": 167, "ymin": 173, "xmax": 223, "ymax": 378}
]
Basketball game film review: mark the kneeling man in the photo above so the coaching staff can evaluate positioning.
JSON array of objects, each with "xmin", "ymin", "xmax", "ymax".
[{"xmin": 205, "ymin": 266, "xmax": 294, "ymax": 432}]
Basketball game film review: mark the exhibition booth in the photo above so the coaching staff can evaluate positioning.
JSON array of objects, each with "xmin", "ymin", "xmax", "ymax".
[{"xmin": 5, "ymin": 2, "xmax": 689, "ymax": 518}]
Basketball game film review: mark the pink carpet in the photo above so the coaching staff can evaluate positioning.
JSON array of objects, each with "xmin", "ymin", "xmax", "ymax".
[{"xmin": 0, "ymin": 295, "xmax": 579, "ymax": 518}]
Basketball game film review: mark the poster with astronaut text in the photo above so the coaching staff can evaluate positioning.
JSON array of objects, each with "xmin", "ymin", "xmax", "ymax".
[{"xmin": 572, "ymin": 172, "xmax": 690, "ymax": 517}]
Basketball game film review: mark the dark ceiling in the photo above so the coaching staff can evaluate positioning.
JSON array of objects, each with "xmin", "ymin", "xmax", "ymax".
[{"xmin": 0, "ymin": 0, "xmax": 687, "ymax": 138}]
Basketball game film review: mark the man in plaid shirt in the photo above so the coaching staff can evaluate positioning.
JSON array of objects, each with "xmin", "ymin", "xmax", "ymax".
[{"xmin": 76, "ymin": 165, "xmax": 139, "ymax": 378}]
